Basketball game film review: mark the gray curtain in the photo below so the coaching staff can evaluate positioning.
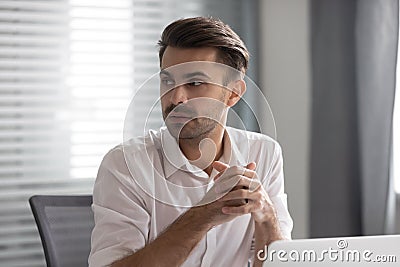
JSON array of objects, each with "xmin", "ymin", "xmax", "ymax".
[
  {"xmin": 310, "ymin": 0, "xmax": 398, "ymax": 237},
  {"xmin": 205, "ymin": 0, "xmax": 261, "ymax": 133}
]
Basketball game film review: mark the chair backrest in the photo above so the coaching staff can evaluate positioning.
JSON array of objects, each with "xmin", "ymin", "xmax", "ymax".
[{"xmin": 29, "ymin": 195, "xmax": 94, "ymax": 267}]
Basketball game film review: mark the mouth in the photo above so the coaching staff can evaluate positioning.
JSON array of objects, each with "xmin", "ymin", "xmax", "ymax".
[{"xmin": 167, "ymin": 112, "xmax": 193, "ymax": 124}]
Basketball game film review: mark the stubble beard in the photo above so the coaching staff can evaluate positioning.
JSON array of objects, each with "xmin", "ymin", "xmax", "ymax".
[{"xmin": 163, "ymin": 91, "xmax": 228, "ymax": 140}]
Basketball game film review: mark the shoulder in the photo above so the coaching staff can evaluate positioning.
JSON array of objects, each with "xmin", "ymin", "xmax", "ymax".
[
  {"xmin": 101, "ymin": 128, "xmax": 162, "ymax": 169},
  {"xmin": 95, "ymin": 129, "xmax": 164, "ymax": 198},
  {"xmin": 226, "ymin": 127, "xmax": 281, "ymax": 153}
]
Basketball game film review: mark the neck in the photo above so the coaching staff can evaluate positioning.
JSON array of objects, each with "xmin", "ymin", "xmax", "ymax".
[{"xmin": 179, "ymin": 125, "xmax": 225, "ymax": 176}]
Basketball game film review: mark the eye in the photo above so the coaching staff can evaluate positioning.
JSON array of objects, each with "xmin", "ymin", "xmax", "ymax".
[
  {"xmin": 161, "ymin": 79, "xmax": 175, "ymax": 86},
  {"xmin": 187, "ymin": 81, "xmax": 204, "ymax": 87}
]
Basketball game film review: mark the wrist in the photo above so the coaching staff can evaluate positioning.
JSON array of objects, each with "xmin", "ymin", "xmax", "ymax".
[
  {"xmin": 185, "ymin": 205, "xmax": 214, "ymax": 232},
  {"xmin": 254, "ymin": 218, "xmax": 283, "ymax": 245}
]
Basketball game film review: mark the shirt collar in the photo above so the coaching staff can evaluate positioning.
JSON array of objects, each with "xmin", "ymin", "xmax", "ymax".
[{"xmin": 160, "ymin": 127, "xmax": 247, "ymax": 179}]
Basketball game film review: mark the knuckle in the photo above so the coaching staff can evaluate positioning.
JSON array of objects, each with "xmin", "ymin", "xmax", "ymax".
[
  {"xmin": 250, "ymin": 181, "xmax": 261, "ymax": 190},
  {"xmin": 254, "ymin": 191, "xmax": 262, "ymax": 198},
  {"xmin": 231, "ymin": 166, "xmax": 241, "ymax": 173},
  {"xmin": 244, "ymin": 205, "xmax": 251, "ymax": 213},
  {"xmin": 235, "ymin": 176, "xmax": 244, "ymax": 185},
  {"xmin": 239, "ymin": 189, "xmax": 247, "ymax": 198}
]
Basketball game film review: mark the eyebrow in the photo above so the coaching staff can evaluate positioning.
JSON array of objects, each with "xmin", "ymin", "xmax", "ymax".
[
  {"xmin": 182, "ymin": 71, "xmax": 211, "ymax": 80},
  {"xmin": 159, "ymin": 70, "xmax": 211, "ymax": 80},
  {"xmin": 159, "ymin": 69, "xmax": 171, "ymax": 77}
]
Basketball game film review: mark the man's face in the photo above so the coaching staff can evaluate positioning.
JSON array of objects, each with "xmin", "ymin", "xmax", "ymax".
[{"xmin": 160, "ymin": 47, "xmax": 232, "ymax": 139}]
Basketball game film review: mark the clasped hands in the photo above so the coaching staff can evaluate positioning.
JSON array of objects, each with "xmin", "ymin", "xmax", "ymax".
[{"xmin": 198, "ymin": 161, "xmax": 278, "ymax": 226}]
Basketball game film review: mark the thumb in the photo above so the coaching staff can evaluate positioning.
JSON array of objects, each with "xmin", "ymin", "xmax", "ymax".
[
  {"xmin": 212, "ymin": 161, "xmax": 229, "ymax": 181},
  {"xmin": 212, "ymin": 161, "xmax": 229, "ymax": 172},
  {"xmin": 246, "ymin": 162, "xmax": 256, "ymax": 171}
]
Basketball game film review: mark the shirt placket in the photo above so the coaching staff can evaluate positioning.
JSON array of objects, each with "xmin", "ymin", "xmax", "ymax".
[
  {"xmin": 199, "ymin": 172, "xmax": 217, "ymax": 267},
  {"xmin": 200, "ymin": 227, "xmax": 216, "ymax": 267}
]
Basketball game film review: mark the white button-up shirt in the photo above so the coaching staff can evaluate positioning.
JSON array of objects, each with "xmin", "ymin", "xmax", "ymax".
[{"xmin": 89, "ymin": 127, "xmax": 293, "ymax": 267}]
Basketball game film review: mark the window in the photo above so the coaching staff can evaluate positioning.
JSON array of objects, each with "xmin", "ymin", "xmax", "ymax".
[
  {"xmin": 68, "ymin": 0, "xmax": 134, "ymax": 179},
  {"xmin": 0, "ymin": 0, "xmax": 248, "ymax": 266}
]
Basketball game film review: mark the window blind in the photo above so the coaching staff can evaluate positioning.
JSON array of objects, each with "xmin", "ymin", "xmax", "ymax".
[
  {"xmin": 0, "ymin": 0, "xmax": 247, "ymax": 266},
  {"xmin": 0, "ymin": 1, "xmax": 74, "ymax": 266}
]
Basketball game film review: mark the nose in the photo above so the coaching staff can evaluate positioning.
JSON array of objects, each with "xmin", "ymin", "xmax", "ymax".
[{"xmin": 170, "ymin": 84, "xmax": 188, "ymax": 105}]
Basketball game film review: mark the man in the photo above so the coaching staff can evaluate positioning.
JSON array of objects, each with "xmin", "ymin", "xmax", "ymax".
[{"xmin": 89, "ymin": 17, "xmax": 293, "ymax": 267}]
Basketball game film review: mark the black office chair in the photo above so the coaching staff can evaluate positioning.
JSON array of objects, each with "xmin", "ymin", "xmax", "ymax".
[{"xmin": 29, "ymin": 195, "xmax": 94, "ymax": 267}]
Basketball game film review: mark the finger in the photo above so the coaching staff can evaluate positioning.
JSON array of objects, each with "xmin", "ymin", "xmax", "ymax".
[
  {"xmin": 222, "ymin": 166, "xmax": 256, "ymax": 180},
  {"xmin": 215, "ymin": 175, "xmax": 260, "ymax": 197},
  {"xmin": 212, "ymin": 161, "xmax": 229, "ymax": 181},
  {"xmin": 243, "ymin": 162, "xmax": 257, "ymax": 196},
  {"xmin": 233, "ymin": 175, "xmax": 261, "ymax": 192},
  {"xmin": 218, "ymin": 189, "xmax": 258, "ymax": 202},
  {"xmin": 213, "ymin": 162, "xmax": 257, "ymax": 181},
  {"xmin": 214, "ymin": 161, "xmax": 255, "ymax": 173},
  {"xmin": 235, "ymin": 164, "xmax": 259, "ymax": 192},
  {"xmin": 246, "ymin": 162, "xmax": 256, "ymax": 171},
  {"xmin": 214, "ymin": 174, "xmax": 258, "ymax": 198},
  {"xmin": 213, "ymin": 172, "xmax": 223, "ymax": 181},
  {"xmin": 240, "ymin": 167, "xmax": 257, "ymax": 179},
  {"xmin": 222, "ymin": 204, "xmax": 253, "ymax": 215},
  {"xmin": 212, "ymin": 161, "xmax": 229, "ymax": 172},
  {"xmin": 235, "ymin": 163, "xmax": 257, "ymax": 201},
  {"xmin": 214, "ymin": 175, "xmax": 242, "ymax": 194}
]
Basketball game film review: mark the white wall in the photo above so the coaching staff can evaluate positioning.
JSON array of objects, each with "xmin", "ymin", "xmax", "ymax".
[{"xmin": 259, "ymin": 0, "xmax": 311, "ymax": 238}]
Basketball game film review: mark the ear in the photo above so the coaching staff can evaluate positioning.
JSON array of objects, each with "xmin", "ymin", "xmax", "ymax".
[{"xmin": 226, "ymin": 79, "xmax": 246, "ymax": 107}]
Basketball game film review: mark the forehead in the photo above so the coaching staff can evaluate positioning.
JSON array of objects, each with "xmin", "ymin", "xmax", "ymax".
[
  {"xmin": 160, "ymin": 47, "xmax": 236, "ymax": 83},
  {"xmin": 159, "ymin": 47, "xmax": 242, "ymax": 83},
  {"xmin": 161, "ymin": 46, "xmax": 219, "ymax": 69}
]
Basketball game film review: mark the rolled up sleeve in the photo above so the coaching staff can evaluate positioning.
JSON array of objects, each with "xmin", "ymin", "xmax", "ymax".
[
  {"xmin": 89, "ymin": 147, "xmax": 150, "ymax": 267},
  {"xmin": 263, "ymin": 142, "xmax": 293, "ymax": 240},
  {"xmin": 248, "ymin": 141, "xmax": 294, "ymax": 265}
]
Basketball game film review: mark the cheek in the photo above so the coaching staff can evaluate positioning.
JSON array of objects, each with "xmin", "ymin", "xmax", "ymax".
[
  {"xmin": 160, "ymin": 100, "xmax": 170, "ymax": 115},
  {"xmin": 160, "ymin": 84, "xmax": 172, "ymax": 97},
  {"xmin": 160, "ymin": 92, "xmax": 170, "ymax": 106}
]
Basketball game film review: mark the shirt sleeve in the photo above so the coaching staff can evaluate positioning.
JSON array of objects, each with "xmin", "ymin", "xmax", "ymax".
[
  {"xmin": 264, "ymin": 142, "xmax": 293, "ymax": 240},
  {"xmin": 249, "ymin": 141, "xmax": 293, "ymax": 265},
  {"xmin": 263, "ymin": 142, "xmax": 293, "ymax": 239},
  {"xmin": 248, "ymin": 141, "xmax": 293, "ymax": 264},
  {"xmin": 89, "ymin": 146, "xmax": 150, "ymax": 267}
]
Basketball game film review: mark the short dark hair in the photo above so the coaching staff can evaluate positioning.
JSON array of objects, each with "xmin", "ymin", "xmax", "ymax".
[{"xmin": 158, "ymin": 17, "xmax": 249, "ymax": 72}]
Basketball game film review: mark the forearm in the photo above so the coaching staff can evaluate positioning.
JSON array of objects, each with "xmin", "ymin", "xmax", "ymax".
[
  {"xmin": 112, "ymin": 206, "xmax": 211, "ymax": 267},
  {"xmin": 253, "ymin": 218, "xmax": 283, "ymax": 267}
]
